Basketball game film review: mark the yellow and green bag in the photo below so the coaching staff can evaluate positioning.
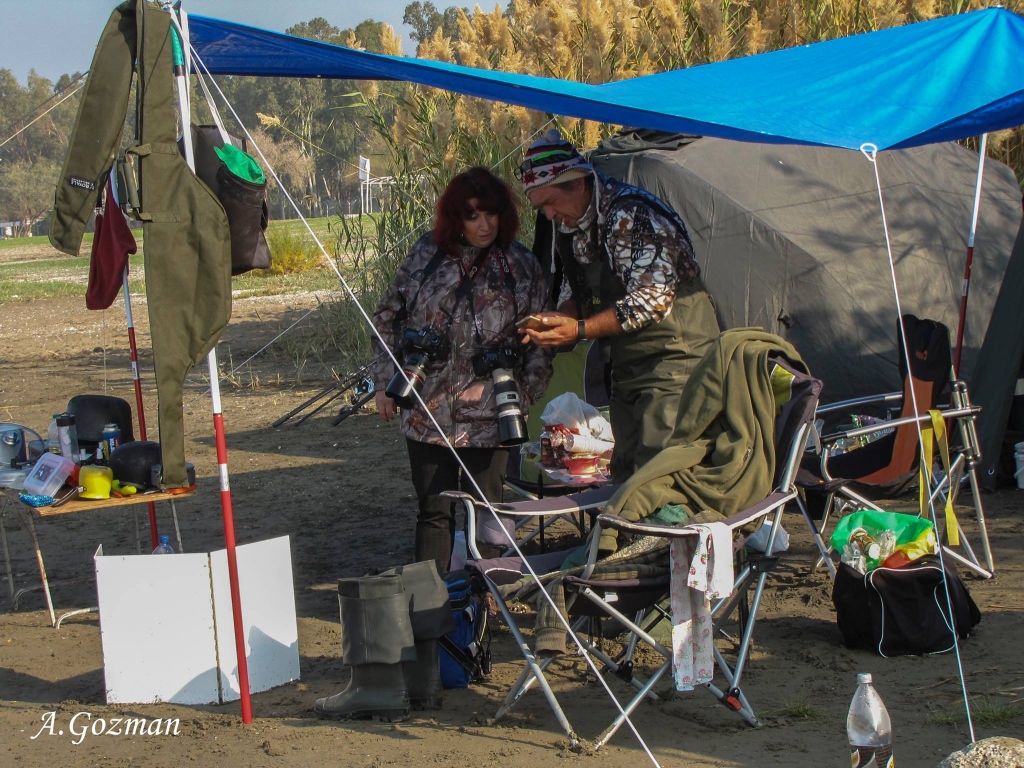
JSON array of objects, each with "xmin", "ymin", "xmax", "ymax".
[{"xmin": 831, "ymin": 510, "xmax": 938, "ymax": 565}]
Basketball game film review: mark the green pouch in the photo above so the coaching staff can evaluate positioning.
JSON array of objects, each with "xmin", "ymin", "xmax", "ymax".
[
  {"xmin": 830, "ymin": 510, "xmax": 934, "ymax": 551},
  {"xmin": 214, "ymin": 143, "xmax": 265, "ymax": 184}
]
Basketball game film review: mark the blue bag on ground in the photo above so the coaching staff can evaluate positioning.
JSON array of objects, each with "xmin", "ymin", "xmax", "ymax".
[{"xmin": 439, "ymin": 569, "xmax": 491, "ymax": 688}]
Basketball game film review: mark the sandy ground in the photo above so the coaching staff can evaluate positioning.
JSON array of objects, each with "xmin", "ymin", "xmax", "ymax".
[{"xmin": 1, "ymin": 284, "xmax": 1022, "ymax": 768}]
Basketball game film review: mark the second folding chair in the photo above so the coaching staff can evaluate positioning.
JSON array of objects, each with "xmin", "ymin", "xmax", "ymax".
[{"xmin": 797, "ymin": 315, "xmax": 993, "ymax": 578}]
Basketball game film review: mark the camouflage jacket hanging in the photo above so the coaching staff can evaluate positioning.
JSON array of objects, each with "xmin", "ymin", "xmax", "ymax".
[{"xmin": 371, "ymin": 233, "xmax": 553, "ymax": 448}]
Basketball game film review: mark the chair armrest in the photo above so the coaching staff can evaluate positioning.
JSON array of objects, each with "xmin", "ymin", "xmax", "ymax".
[
  {"xmin": 594, "ymin": 491, "xmax": 796, "ymax": 540},
  {"xmin": 442, "ymin": 486, "xmax": 617, "ymax": 519},
  {"xmin": 443, "ymin": 486, "xmax": 620, "ymax": 561},
  {"xmin": 818, "ymin": 405, "xmax": 980, "ymax": 445},
  {"xmin": 815, "ymin": 391, "xmax": 903, "ymax": 415}
]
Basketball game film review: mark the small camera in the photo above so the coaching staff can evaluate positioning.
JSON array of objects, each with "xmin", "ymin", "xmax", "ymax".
[
  {"xmin": 385, "ymin": 328, "xmax": 450, "ymax": 408},
  {"xmin": 472, "ymin": 347, "xmax": 527, "ymax": 447}
]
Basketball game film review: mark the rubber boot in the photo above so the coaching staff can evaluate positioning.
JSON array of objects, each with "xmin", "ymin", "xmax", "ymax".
[
  {"xmin": 383, "ymin": 561, "xmax": 457, "ymax": 710},
  {"xmin": 314, "ymin": 574, "xmax": 415, "ymax": 721}
]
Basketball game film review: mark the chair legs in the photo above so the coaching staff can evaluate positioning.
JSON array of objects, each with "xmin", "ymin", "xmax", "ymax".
[
  {"xmin": 487, "ymin": 563, "xmax": 773, "ymax": 751},
  {"xmin": 486, "ymin": 577, "xmax": 581, "ymax": 749}
]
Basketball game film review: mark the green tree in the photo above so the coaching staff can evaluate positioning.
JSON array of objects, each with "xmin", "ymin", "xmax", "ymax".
[
  {"xmin": 0, "ymin": 159, "xmax": 61, "ymax": 234},
  {"xmin": 0, "ymin": 69, "xmax": 81, "ymax": 227},
  {"xmin": 404, "ymin": 2, "xmax": 465, "ymax": 47}
]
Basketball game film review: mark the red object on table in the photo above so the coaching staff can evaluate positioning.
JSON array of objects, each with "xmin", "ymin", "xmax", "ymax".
[{"xmin": 564, "ymin": 456, "xmax": 600, "ymax": 475}]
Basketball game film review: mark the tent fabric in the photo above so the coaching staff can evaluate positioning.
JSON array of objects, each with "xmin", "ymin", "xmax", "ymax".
[
  {"xmin": 188, "ymin": 8, "xmax": 1024, "ymax": 151},
  {"xmin": 588, "ymin": 136, "xmax": 1023, "ymax": 411},
  {"xmin": 971, "ymin": 218, "xmax": 1024, "ymax": 487}
]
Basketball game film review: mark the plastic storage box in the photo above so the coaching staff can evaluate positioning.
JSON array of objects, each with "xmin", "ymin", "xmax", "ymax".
[{"xmin": 22, "ymin": 453, "xmax": 75, "ymax": 497}]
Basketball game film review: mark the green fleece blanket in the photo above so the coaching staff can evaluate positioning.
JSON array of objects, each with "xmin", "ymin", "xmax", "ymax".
[{"xmin": 599, "ymin": 328, "xmax": 808, "ymax": 552}]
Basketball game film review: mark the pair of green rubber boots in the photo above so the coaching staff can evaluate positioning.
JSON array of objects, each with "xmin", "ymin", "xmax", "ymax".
[{"xmin": 314, "ymin": 562, "xmax": 456, "ymax": 721}]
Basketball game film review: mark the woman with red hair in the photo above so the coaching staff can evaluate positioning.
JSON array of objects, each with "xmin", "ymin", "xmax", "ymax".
[{"xmin": 370, "ymin": 167, "xmax": 552, "ymax": 574}]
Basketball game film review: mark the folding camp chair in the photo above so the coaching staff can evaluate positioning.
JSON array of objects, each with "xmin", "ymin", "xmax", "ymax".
[
  {"xmin": 448, "ymin": 350, "xmax": 822, "ymax": 750},
  {"xmin": 797, "ymin": 315, "xmax": 993, "ymax": 579}
]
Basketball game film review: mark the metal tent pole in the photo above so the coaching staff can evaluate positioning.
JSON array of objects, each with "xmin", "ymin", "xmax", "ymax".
[
  {"xmin": 170, "ymin": 5, "xmax": 253, "ymax": 723},
  {"xmin": 954, "ymin": 134, "xmax": 988, "ymax": 377}
]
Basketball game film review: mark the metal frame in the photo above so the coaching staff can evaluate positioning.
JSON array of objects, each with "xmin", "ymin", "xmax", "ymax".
[
  {"xmin": 0, "ymin": 492, "xmax": 185, "ymax": 627},
  {"xmin": 802, "ymin": 380, "xmax": 993, "ymax": 579}
]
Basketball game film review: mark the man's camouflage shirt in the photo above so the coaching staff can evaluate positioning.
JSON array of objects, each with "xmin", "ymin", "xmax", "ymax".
[{"xmin": 558, "ymin": 170, "xmax": 701, "ymax": 332}]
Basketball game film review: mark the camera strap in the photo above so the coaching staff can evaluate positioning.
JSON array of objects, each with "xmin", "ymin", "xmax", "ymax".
[
  {"xmin": 452, "ymin": 246, "xmax": 493, "ymax": 347},
  {"xmin": 420, "ymin": 245, "xmax": 520, "ymax": 346}
]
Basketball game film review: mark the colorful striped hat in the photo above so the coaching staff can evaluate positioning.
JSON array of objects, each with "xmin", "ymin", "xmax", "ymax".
[{"xmin": 519, "ymin": 128, "xmax": 593, "ymax": 193}]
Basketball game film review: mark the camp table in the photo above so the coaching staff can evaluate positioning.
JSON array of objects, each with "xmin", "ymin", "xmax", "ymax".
[{"xmin": 0, "ymin": 486, "xmax": 195, "ymax": 627}]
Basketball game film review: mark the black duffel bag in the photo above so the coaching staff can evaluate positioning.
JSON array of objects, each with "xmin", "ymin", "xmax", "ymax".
[{"xmin": 832, "ymin": 555, "xmax": 981, "ymax": 657}]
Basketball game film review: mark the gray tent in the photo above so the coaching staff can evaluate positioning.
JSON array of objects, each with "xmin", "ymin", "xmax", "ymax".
[{"xmin": 589, "ymin": 133, "xmax": 1023, "ymax": 484}]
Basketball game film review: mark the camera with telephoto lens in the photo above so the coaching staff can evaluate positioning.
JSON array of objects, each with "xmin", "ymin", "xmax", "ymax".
[
  {"xmin": 385, "ymin": 328, "xmax": 450, "ymax": 408},
  {"xmin": 472, "ymin": 347, "xmax": 528, "ymax": 447}
]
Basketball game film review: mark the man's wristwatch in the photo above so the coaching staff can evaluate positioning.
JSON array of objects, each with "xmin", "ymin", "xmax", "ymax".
[{"xmin": 577, "ymin": 318, "xmax": 587, "ymax": 342}]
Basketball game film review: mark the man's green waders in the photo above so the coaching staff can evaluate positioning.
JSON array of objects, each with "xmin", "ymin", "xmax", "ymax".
[{"xmin": 593, "ymin": 260, "xmax": 720, "ymax": 482}]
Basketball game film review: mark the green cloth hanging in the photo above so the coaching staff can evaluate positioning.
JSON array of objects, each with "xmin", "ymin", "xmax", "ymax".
[{"xmin": 214, "ymin": 143, "xmax": 265, "ymax": 184}]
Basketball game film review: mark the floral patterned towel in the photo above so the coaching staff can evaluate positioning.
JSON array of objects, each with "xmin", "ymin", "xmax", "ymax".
[{"xmin": 669, "ymin": 522, "xmax": 734, "ymax": 691}]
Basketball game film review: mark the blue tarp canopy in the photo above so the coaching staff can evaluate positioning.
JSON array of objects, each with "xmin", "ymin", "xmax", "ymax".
[{"xmin": 189, "ymin": 7, "xmax": 1024, "ymax": 151}]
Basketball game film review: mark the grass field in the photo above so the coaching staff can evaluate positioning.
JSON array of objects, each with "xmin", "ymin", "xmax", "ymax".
[{"xmin": 0, "ymin": 216, "xmax": 370, "ymax": 304}]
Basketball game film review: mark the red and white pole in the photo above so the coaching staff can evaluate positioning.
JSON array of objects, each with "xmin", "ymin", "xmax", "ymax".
[
  {"xmin": 110, "ymin": 166, "xmax": 159, "ymax": 552},
  {"xmin": 207, "ymin": 348, "xmax": 252, "ymax": 722},
  {"xmin": 954, "ymin": 134, "xmax": 988, "ymax": 378},
  {"xmin": 121, "ymin": 266, "xmax": 160, "ymax": 550},
  {"xmin": 170, "ymin": 5, "xmax": 252, "ymax": 723}
]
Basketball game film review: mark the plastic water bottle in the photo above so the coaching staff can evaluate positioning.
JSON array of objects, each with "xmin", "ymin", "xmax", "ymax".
[
  {"xmin": 152, "ymin": 535, "xmax": 175, "ymax": 555},
  {"xmin": 47, "ymin": 414, "xmax": 61, "ymax": 455},
  {"xmin": 847, "ymin": 672, "xmax": 894, "ymax": 768},
  {"xmin": 56, "ymin": 413, "xmax": 80, "ymax": 463}
]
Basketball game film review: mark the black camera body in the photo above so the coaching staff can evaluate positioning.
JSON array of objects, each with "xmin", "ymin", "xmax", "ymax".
[
  {"xmin": 471, "ymin": 347, "xmax": 522, "ymax": 378},
  {"xmin": 473, "ymin": 346, "xmax": 527, "ymax": 447},
  {"xmin": 385, "ymin": 328, "xmax": 450, "ymax": 408}
]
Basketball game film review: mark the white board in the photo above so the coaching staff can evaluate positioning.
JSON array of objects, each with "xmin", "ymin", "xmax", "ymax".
[
  {"xmin": 210, "ymin": 536, "xmax": 300, "ymax": 700},
  {"xmin": 95, "ymin": 550, "xmax": 221, "ymax": 704},
  {"xmin": 95, "ymin": 536, "xmax": 300, "ymax": 705}
]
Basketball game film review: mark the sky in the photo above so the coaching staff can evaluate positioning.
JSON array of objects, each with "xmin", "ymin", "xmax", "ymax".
[{"xmin": 0, "ymin": 0, "xmax": 425, "ymax": 84}]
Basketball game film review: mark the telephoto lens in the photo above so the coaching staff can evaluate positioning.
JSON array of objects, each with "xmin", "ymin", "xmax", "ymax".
[
  {"xmin": 385, "ymin": 351, "xmax": 430, "ymax": 408},
  {"xmin": 492, "ymin": 368, "xmax": 527, "ymax": 446}
]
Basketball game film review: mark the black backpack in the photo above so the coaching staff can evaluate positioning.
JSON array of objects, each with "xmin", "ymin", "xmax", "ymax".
[{"xmin": 832, "ymin": 555, "xmax": 981, "ymax": 657}]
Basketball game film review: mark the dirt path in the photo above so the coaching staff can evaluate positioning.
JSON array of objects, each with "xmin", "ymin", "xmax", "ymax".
[{"xmin": 1, "ymin": 292, "xmax": 1022, "ymax": 767}]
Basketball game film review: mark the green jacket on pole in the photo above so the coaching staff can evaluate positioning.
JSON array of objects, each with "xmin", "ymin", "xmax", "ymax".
[{"xmin": 50, "ymin": 0, "xmax": 232, "ymax": 487}]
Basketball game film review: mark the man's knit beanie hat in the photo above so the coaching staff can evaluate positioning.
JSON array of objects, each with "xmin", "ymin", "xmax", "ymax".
[{"xmin": 519, "ymin": 128, "xmax": 594, "ymax": 193}]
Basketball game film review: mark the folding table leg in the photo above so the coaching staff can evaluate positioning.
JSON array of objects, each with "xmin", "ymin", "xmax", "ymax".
[
  {"xmin": 18, "ymin": 507, "xmax": 56, "ymax": 627},
  {"xmin": 133, "ymin": 508, "xmax": 142, "ymax": 554},
  {"xmin": 171, "ymin": 499, "xmax": 184, "ymax": 553},
  {"xmin": 1, "ymin": 501, "xmax": 15, "ymax": 606}
]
